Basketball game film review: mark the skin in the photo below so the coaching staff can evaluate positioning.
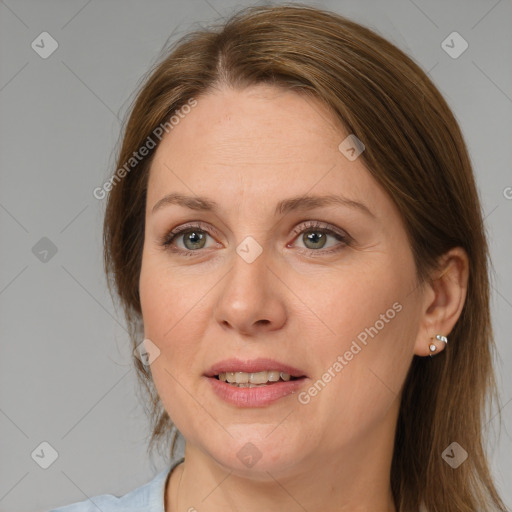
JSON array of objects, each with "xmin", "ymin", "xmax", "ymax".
[{"xmin": 138, "ymin": 84, "xmax": 468, "ymax": 512}]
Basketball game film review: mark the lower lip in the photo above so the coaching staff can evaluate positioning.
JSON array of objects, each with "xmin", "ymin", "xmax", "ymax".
[{"xmin": 205, "ymin": 376, "xmax": 307, "ymax": 407}]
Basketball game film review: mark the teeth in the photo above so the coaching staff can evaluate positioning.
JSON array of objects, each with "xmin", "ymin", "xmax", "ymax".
[
  {"xmin": 249, "ymin": 371, "xmax": 268, "ymax": 384},
  {"xmin": 267, "ymin": 371, "xmax": 280, "ymax": 382},
  {"xmin": 218, "ymin": 371, "xmax": 294, "ymax": 385},
  {"xmin": 235, "ymin": 372, "xmax": 249, "ymax": 384}
]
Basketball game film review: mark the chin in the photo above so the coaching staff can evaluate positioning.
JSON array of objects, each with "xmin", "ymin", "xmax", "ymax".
[{"xmin": 199, "ymin": 427, "xmax": 309, "ymax": 478}]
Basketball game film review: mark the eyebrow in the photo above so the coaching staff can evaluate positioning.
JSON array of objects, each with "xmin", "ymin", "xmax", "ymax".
[{"xmin": 151, "ymin": 192, "xmax": 374, "ymax": 218}]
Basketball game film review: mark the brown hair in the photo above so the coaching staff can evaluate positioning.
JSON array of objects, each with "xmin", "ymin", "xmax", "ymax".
[{"xmin": 103, "ymin": 4, "xmax": 508, "ymax": 511}]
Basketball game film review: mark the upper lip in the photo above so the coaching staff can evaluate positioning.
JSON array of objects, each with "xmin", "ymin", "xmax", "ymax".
[{"xmin": 204, "ymin": 358, "xmax": 307, "ymax": 378}]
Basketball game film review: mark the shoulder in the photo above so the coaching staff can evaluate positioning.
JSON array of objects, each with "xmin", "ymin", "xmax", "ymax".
[{"xmin": 49, "ymin": 458, "xmax": 184, "ymax": 512}]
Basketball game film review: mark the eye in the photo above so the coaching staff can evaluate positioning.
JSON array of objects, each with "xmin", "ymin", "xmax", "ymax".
[
  {"xmin": 159, "ymin": 222, "xmax": 220, "ymax": 254},
  {"xmin": 158, "ymin": 220, "xmax": 350, "ymax": 256},
  {"xmin": 289, "ymin": 220, "xmax": 349, "ymax": 254}
]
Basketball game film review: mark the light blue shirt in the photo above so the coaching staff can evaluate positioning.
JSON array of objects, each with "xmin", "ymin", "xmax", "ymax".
[{"xmin": 50, "ymin": 458, "xmax": 184, "ymax": 512}]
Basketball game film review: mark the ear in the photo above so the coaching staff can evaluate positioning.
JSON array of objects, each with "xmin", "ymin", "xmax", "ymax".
[{"xmin": 413, "ymin": 247, "xmax": 469, "ymax": 357}]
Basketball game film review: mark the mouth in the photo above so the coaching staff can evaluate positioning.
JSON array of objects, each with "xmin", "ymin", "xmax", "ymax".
[
  {"xmin": 205, "ymin": 364, "xmax": 308, "ymax": 407},
  {"xmin": 204, "ymin": 357, "xmax": 308, "ymax": 403}
]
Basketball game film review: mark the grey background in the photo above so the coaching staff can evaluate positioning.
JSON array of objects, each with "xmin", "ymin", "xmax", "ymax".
[{"xmin": 0, "ymin": 0, "xmax": 511, "ymax": 511}]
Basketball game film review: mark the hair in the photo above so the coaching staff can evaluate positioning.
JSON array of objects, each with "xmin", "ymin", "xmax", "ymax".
[{"xmin": 103, "ymin": 4, "xmax": 508, "ymax": 511}]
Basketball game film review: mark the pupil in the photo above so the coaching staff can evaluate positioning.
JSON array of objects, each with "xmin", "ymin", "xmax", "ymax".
[
  {"xmin": 304, "ymin": 231, "xmax": 326, "ymax": 249},
  {"xmin": 184, "ymin": 231, "xmax": 206, "ymax": 250}
]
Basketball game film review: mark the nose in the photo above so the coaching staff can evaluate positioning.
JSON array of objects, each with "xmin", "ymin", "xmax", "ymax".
[{"xmin": 213, "ymin": 246, "xmax": 287, "ymax": 336}]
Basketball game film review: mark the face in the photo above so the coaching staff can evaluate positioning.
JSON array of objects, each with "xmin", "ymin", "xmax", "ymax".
[{"xmin": 139, "ymin": 84, "xmax": 425, "ymax": 478}]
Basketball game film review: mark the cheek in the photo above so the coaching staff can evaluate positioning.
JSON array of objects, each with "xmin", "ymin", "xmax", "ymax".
[
  {"xmin": 298, "ymin": 258, "xmax": 408, "ymax": 349},
  {"xmin": 138, "ymin": 248, "xmax": 214, "ymax": 401},
  {"xmin": 139, "ymin": 246, "xmax": 206, "ymax": 340},
  {"xmin": 140, "ymin": 268, "xmax": 205, "ymax": 364},
  {"xmin": 298, "ymin": 257, "xmax": 419, "ymax": 442}
]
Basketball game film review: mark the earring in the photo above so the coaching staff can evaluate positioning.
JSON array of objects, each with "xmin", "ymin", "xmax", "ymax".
[{"xmin": 429, "ymin": 334, "xmax": 448, "ymax": 357}]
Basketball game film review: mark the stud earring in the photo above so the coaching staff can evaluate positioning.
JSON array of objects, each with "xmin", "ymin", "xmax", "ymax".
[{"xmin": 429, "ymin": 334, "xmax": 448, "ymax": 357}]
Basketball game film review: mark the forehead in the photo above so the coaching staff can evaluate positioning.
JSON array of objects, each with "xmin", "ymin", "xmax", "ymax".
[{"xmin": 146, "ymin": 84, "xmax": 382, "ymax": 215}]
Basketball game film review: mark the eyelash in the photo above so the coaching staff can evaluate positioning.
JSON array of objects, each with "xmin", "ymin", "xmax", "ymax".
[{"xmin": 158, "ymin": 220, "xmax": 350, "ymax": 257}]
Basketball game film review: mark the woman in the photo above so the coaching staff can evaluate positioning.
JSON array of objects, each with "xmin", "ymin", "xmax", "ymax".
[{"xmin": 52, "ymin": 4, "xmax": 509, "ymax": 512}]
